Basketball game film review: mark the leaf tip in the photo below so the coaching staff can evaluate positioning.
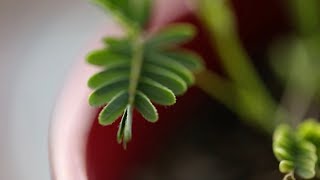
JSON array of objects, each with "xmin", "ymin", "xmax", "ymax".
[{"xmin": 98, "ymin": 112, "xmax": 111, "ymax": 126}]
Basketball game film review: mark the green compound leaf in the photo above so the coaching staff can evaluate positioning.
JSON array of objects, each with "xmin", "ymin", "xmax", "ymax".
[
  {"xmin": 273, "ymin": 124, "xmax": 317, "ymax": 179},
  {"xmin": 99, "ymin": 91, "xmax": 129, "ymax": 126},
  {"xmin": 87, "ymin": 1, "xmax": 203, "ymax": 147},
  {"xmin": 135, "ymin": 91, "xmax": 158, "ymax": 122},
  {"xmin": 146, "ymin": 23, "xmax": 196, "ymax": 48}
]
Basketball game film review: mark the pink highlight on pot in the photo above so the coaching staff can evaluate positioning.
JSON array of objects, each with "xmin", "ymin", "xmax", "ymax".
[
  {"xmin": 49, "ymin": 0, "xmax": 191, "ymax": 179},
  {"xmin": 49, "ymin": 22, "xmax": 123, "ymax": 180},
  {"xmin": 148, "ymin": 0, "xmax": 191, "ymax": 32}
]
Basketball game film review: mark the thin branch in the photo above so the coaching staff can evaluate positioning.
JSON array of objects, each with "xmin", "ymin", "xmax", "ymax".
[
  {"xmin": 197, "ymin": 0, "xmax": 280, "ymax": 132},
  {"xmin": 128, "ymin": 37, "xmax": 144, "ymax": 105}
]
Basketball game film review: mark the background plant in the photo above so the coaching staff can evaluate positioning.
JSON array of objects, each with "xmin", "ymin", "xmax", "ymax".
[{"xmin": 198, "ymin": 0, "xmax": 320, "ymax": 179}]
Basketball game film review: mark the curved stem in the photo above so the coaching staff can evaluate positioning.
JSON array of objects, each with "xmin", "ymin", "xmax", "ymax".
[
  {"xmin": 120, "ymin": 36, "xmax": 144, "ymax": 147},
  {"xmin": 283, "ymin": 171, "xmax": 295, "ymax": 180},
  {"xmin": 195, "ymin": 70, "xmax": 235, "ymax": 110},
  {"xmin": 197, "ymin": 0, "xmax": 281, "ymax": 133},
  {"xmin": 277, "ymin": 40, "xmax": 317, "ymax": 127},
  {"xmin": 196, "ymin": 69, "xmax": 279, "ymax": 133}
]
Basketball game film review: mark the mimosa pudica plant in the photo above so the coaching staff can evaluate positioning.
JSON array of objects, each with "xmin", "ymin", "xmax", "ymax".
[{"xmin": 86, "ymin": 0, "xmax": 320, "ymax": 179}]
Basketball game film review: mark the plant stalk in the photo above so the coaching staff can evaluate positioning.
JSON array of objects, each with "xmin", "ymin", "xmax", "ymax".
[
  {"xmin": 128, "ymin": 37, "xmax": 144, "ymax": 105},
  {"xmin": 197, "ymin": 0, "xmax": 280, "ymax": 133}
]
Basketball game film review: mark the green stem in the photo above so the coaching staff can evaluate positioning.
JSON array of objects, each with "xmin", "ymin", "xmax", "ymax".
[
  {"xmin": 195, "ymin": 70, "xmax": 236, "ymax": 110},
  {"xmin": 128, "ymin": 37, "xmax": 144, "ymax": 105},
  {"xmin": 197, "ymin": 0, "xmax": 280, "ymax": 133},
  {"xmin": 120, "ymin": 35, "xmax": 144, "ymax": 148},
  {"xmin": 278, "ymin": 39, "xmax": 317, "ymax": 127},
  {"xmin": 197, "ymin": 0, "xmax": 268, "ymax": 96},
  {"xmin": 276, "ymin": 0, "xmax": 320, "ymax": 127},
  {"xmin": 196, "ymin": 70, "xmax": 282, "ymax": 133}
]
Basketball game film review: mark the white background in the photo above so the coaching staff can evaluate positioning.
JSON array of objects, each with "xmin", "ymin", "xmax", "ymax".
[{"xmin": 0, "ymin": 0, "xmax": 107, "ymax": 179}]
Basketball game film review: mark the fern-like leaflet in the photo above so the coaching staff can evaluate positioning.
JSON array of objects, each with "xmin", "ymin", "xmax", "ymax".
[
  {"xmin": 273, "ymin": 124, "xmax": 318, "ymax": 179},
  {"xmin": 298, "ymin": 119, "xmax": 320, "ymax": 177},
  {"xmin": 86, "ymin": 0, "xmax": 203, "ymax": 147}
]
